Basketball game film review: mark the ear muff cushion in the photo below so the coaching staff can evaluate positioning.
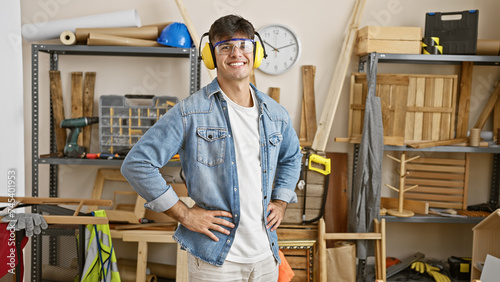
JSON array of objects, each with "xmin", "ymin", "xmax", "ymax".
[
  {"xmin": 201, "ymin": 42, "xmax": 216, "ymax": 70},
  {"xmin": 253, "ymin": 41, "xmax": 264, "ymax": 69}
]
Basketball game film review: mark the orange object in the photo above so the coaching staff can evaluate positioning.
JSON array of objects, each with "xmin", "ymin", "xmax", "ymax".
[
  {"xmin": 386, "ymin": 257, "xmax": 401, "ymax": 268},
  {"xmin": 278, "ymin": 250, "xmax": 295, "ymax": 282}
]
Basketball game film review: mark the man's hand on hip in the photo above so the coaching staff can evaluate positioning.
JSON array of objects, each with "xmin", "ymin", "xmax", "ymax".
[
  {"xmin": 166, "ymin": 201, "xmax": 234, "ymax": 241},
  {"xmin": 266, "ymin": 200, "xmax": 287, "ymax": 231}
]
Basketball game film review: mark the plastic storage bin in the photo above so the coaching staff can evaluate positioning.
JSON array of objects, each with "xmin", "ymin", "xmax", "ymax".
[
  {"xmin": 425, "ymin": 10, "xmax": 479, "ymax": 55},
  {"xmin": 99, "ymin": 94, "xmax": 178, "ymax": 154}
]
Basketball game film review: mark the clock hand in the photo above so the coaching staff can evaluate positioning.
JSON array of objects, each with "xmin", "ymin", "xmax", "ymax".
[
  {"xmin": 263, "ymin": 40, "xmax": 279, "ymax": 52},
  {"xmin": 277, "ymin": 43, "xmax": 295, "ymax": 50}
]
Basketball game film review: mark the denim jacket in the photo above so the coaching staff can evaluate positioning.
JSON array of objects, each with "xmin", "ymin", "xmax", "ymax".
[{"xmin": 121, "ymin": 78, "xmax": 302, "ymax": 266}]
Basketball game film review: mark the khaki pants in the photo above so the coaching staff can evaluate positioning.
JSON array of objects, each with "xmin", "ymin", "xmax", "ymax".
[{"xmin": 187, "ymin": 253, "xmax": 278, "ymax": 282}]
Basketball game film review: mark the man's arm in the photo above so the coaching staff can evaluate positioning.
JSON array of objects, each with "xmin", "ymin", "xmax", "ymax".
[{"xmin": 166, "ymin": 200, "xmax": 235, "ymax": 241}]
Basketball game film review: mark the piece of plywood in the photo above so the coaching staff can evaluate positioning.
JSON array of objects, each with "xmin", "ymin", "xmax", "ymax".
[
  {"xmin": 404, "ymin": 155, "xmax": 470, "ymax": 210},
  {"xmin": 348, "ymin": 73, "xmax": 458, "ymax": 145},
  {"xmin": 269, "ymin": 87, "xmax": 280, "ymax": 103}
]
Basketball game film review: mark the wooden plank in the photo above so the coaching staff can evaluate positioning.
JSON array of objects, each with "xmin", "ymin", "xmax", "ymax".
[
  {"xmin": 406, "ymin": 186, "xmax": 465, "ymax": 194},
  {"xmin": 407, "ymin": 138, "xmax": 468, "ymax": 149},
  {"xmin": 269, "ymin": 87, "xmax": 280, "ymax": 103},
  {"xmin": 406, "ymin": 164, "xmax": 465, "ymax": 173},
  {"xmin": 82, "ymin": 72, "xmax": 96, "ymax": 151},
  {"xmin": 463, "ymin": 154, "xmax": 470, "ymax": 210},
  {"xmin": 440, "ymin": 78, "xmax": 454, "ymax": 139},
  {"xmin": 324, "ymin": 153, "xmax": 348, "ymax": 246},
  {"xmin": 0, "ymin": 196, "xmax": 112, "ymax": 206},
  {"xmin": 355, "ymin": 39, "xmax": 421, "ymax": 56},
  {"xmin": 393, "ymin": 84, "xmax": 408, "ymax": 139},
  {"xmin": 49, "ymin": 71, "xmax": 67, "ymax": 153},
  {"xmin": 431, "ymin": 78, "xmax": 444, "ymax": 140},
  {"xmin": 312, "ymin": 0, "xmax": 366, "ymax": 152},
  {"xmin": 474, "ymin": 83, "xmax": 500, "ymax": 130},
  {"xmin": 494, "ymin": 95, "xmax": 500, "ymax": 141},
  {"xmin": 405, "ymin": 77, "xmax": 417, "ymax": 140},
  {"xmin": 71, "ymin": 72, "xmax": 84, "ymax": 146},
  {"xmin": 380, "ymin": 197, "xmax": 428, "ymax": 214},
  {"xmin": 277, "ymin": 227, "xmax": 317, "ymax": 240},
  {"xmin": 324, "ymin": 233, "xmax": 381, "ymax": 240},
  {"xmin": 410, "ymin": 158, "xmax": 465, "ymax": 165},
  {"xmin": 380, "ymin": 84, "xmax": 392, "ymax": 136},
  {"xmin": 409, "ymin": 171, "xmax": 465, "ymax": 180},
  {"xmin": 405, "ymin": 193, "xmax": 464, "ymax": 203},
  {"xmin": 413, "ymin": 77, "xmax": 426, "ymax": 141},
  {"xmin": 302, "ymin": 65, "xmax": 317, "ymax": 144},
  {"xmin": 136, "ymin": 241, "xmax": 148, "ymax": 282},
  {"xmin": 42, "ymin": 215, "xmax": 108, "ymax": 225},
  {"xmin": 456, "ymin": 61, "xmax": 474, "ymax": 138},
  {"xmin": 422, "ymin": 77, "xmax": 434, "ymax": 140}
]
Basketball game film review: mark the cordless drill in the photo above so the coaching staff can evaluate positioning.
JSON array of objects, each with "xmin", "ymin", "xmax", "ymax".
[{"xmin": 60, "ymin": 117, "xmax": 99, "ymax": 157}]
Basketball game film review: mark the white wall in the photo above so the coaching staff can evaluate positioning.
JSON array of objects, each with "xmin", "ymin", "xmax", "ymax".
[
  {"xmin": 19, "ymin": 0, "xmax": 500, "ymax": 268},
  {"xmin": 1, "ymin": 1, "xmax": 25, "ymax": 198}
]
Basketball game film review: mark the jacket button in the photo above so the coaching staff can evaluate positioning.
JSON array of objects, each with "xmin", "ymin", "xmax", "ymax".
[
  {"xmin": 263, "ymin": 170, "xmax": 267, "ymax": 173},
  {"xmin": 227, "ymin": 239, "xmax": 231, "ymax": 243}
]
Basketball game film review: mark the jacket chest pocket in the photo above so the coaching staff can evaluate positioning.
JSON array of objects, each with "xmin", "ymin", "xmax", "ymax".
[{"xmin": 197, "ymin": 127, "xmax": 227, "ymax": 166}]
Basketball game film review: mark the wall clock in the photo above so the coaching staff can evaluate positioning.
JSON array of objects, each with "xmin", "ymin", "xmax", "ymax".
[{"xmin": 257, "ymin": 24, "xmax": 301, "ymax": 75}]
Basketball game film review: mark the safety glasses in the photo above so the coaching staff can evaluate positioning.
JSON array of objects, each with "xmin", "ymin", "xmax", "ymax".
[{"xmin": 214, "ymin": 38, "xmax": 255, "ymax": 55}]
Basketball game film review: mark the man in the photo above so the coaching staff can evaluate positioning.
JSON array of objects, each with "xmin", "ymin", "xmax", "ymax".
[{"xmin": 121, "ymin": 14, "xmax": 302, "ymax": 281}]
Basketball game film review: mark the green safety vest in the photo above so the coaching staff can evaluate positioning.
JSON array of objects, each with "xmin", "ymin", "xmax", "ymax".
[{"xmin": 81, "ymin": 210, "xmax": 121, "ymax": 282}]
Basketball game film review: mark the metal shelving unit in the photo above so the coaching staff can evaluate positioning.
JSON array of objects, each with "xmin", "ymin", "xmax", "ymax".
[
  {"xmin": 30, "ymin": 44, "xmax": 200, "ymax": 281},
  {"xmin": 355, "ymin": 52, "xmax": 500, "ymax": 225}
]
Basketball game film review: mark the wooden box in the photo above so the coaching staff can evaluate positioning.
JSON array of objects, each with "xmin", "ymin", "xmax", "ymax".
[
  {"xmin": 348, "ymin": 73, "xmax": 458, "ymax": 145},
  {"xmin": 471, "ymin": 209, "xmax": 500, "ymax": 280},
  {"xmin": 356, "ymin": 26, "xmax": 422, "ymax": 55}
]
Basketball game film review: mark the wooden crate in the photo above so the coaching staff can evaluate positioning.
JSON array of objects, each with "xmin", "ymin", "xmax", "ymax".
[
  {"xmin": 356, "ymin": 26, "xmax": 422, "ymax": 56},
  {"xmin": 348, "ymin": 73, "xmax": 458, "ymax": 145},
  {"xmin": 404, "ymin": 154, "xmax": 470, "ymax": 210},
  {"xmin": 279, "ymin": 240, "xmax": 316, "ymax": 282}
]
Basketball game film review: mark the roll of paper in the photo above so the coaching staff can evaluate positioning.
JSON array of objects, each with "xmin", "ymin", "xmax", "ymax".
[
  {"xmin": 87, "ymin": 33, "xmax": 162, "ymax": 47},
  {"xmin": 22, "ymin": 9, "xmax": 141, "ymax": 42},
  {"xmin": 60, "ymin": 31, "xmax": 76, "ymax": 45},
  {"xmin": 75, "ymin": 26, "xmax": 158, "ymax": 42}
]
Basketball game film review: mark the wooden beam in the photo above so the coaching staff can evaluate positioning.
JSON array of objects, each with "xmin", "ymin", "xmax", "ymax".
[
  {"xmin": 406, "ymin": 138, "xmax": 468, "ymax": 149},
  {"xmin": 300, "ymin": 66, "xmax": 317, "ymax": 147},
  {"xmin": 456, "ymin": 62, "xmax": 474, "ymax": 138},
  {"xmin": 268, "ymin": 87, "xmax": 280, "ymax": 103},
  {"xmin": 474, "ymin": 82, "xmax": 500, "ymax": 130},
  {"xmin": 43, "ymin": 215, "xmax": 108, "ymax": 225},
  {"xmin": 0, "ymin": 196, "xmax": 112, "ymax": 206},
  {"xmin": 380, "ymin": 197, "xmax": 428, "ymax": 215},
  {"xmin": 49, "ymin": 71, "xmax": 67, "ymax": 153},
  {"xmin": 71, "ymin": 72, "xmax": 83, "ymax": 147},
  {"xmin": 312, "ymin": 0, "xmax": 366, "ymax": 152},
  {"xmin": 82, "ymin": 72, "xmax": 96, "ymax": 151}
]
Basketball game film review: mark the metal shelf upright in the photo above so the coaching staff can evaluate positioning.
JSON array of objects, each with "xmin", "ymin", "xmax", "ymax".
[{"xmin": 30, "ymin": 44, "xmax": 200, "ymax": 281}]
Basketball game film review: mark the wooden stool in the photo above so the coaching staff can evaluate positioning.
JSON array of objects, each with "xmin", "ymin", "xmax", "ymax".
[{"xmin": 318, "ymin": 217, "xmax": 386, "ymax": 282}]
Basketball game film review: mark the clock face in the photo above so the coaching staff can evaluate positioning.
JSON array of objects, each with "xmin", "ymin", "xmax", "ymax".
[{"xmin": 258, "ymin": 25, "xmax": 301, "ymax": 75}]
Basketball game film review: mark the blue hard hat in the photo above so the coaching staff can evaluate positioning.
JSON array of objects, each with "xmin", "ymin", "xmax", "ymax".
[{"xmin": 157, "ymin": 22, "xmax": 193, "ymax": 48}]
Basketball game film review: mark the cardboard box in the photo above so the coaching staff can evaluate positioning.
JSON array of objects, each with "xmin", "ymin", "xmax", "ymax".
[{"xmin": 356, "ymin": 26, "xmax": 422, "ymax": 56}]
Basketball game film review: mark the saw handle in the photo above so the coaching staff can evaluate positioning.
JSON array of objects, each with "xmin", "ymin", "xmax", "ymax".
[{"xmin": 309, "ymin": 154, "xmax": 331, "ymax": 175}]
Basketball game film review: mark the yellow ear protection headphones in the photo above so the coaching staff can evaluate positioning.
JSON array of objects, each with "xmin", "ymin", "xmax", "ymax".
[{"xmin": 199, "ymin": 32, "xmax": 267, "ymax": 70}]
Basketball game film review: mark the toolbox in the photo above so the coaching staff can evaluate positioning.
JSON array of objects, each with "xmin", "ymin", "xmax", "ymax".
[
  {"xmin": 425, "ymin": 10, "xmax": 479, "ymax": 54},
  {"xmin": 99, "ymin": 94, "xmax": 178, "ymax": 154},
  {"xmin": 448, "ymin": 256, "xmax": 471, "ymax": 280}
]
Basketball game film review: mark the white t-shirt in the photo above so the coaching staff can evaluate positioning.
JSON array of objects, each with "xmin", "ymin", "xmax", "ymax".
[{"xmin": 222, "ymin": 88, "xmax": 273, "ymax": 263}]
